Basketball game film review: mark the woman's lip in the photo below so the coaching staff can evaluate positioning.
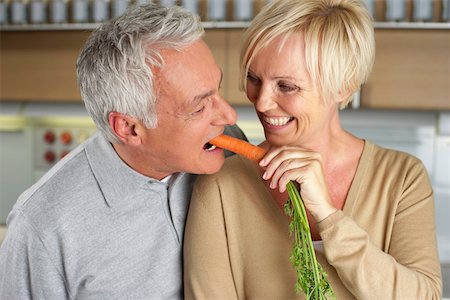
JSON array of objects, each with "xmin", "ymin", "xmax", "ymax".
[{"xmin": 262, "ymin": 116, "xmax": 294, "ymax": 127}]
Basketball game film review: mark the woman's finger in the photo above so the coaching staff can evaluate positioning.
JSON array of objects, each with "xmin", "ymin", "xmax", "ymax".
[
  {"xmin": 263, "ymin": 148, "xmax": 319, "ymax": 181},
  {"xmin": 269, "ymin": 158, "xmax": 310, "ymax": 190}
]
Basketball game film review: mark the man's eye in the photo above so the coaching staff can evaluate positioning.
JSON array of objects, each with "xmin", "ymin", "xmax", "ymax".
[{"xmin": 193, "ymin": 106, "xmax": 205, "ymax": 115}]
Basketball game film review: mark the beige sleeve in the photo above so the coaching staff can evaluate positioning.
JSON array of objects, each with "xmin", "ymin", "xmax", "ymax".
[
  {"xmin": 183, "ymin": 176, "xmax": 239, "ymax": 300},
  {"xmin": 318, "ymin": 161, "xmax": 442, "ymax": 299}
]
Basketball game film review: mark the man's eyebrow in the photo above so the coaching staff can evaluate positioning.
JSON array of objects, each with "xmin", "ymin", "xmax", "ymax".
[
  {"xmin": 191, "ymin": 70, "xmax": 223, "ymax": 105},
  {"xmin": 192, "ymin": 90, "xmax": 214, "ymax": 104}
]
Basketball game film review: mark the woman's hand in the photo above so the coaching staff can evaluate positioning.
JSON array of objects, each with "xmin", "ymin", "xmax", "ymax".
[{"xmin": 259, "ymin": 146, "xmax": 337, "ymax": 222}]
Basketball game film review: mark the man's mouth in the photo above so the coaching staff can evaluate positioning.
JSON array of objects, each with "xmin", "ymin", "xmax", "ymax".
[{"xmin": 203, "ymin": 142, "xmax": 217, "ymax": 151}]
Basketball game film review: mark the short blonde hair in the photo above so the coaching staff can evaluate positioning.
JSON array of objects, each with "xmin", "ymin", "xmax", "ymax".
[{"xmin": 240, "ymin": 0, "xmax": 375, "ymax": 108}]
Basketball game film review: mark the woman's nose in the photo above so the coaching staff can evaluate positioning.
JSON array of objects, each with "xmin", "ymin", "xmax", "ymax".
[{"xmin": 254, "ymin": 86, "xmax": 277, "ymax": 112}]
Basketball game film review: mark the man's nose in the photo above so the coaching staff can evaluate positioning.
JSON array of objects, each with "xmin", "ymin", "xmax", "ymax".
[{"xmin": 214, "ymin": 96, "xmax": 237, "ymax": 126}]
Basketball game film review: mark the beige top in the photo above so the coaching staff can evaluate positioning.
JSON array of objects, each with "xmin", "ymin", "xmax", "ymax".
[{"xmin": 184, "ymin": 141, "xmax": 442, "ymax": 299}]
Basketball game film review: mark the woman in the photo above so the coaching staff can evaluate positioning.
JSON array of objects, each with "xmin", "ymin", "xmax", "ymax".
[{"xmin": 183, "ymin": 0, "xmax": 442, "ymax": 299}]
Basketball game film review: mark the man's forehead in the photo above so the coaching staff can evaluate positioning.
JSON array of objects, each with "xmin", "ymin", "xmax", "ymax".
[{"xmin": 149, "ymin": 40, "xmax": 221, "ymax": 110}]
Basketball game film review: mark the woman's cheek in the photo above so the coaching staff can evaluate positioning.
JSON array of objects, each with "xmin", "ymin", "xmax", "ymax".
[{"xmin": 246, "ymin": 85, "xmax": 258, "ymax": 103}]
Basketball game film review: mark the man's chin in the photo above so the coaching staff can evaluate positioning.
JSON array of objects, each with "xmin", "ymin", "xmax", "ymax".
[{"xmin": 202, "ymin": 159, "xmax": 225, "ymax": 175}]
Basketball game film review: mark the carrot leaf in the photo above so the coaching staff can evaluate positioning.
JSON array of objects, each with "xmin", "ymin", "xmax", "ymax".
[{"xmin": 285, "ymin": 181, "xmax": 335, "ymax": 299}]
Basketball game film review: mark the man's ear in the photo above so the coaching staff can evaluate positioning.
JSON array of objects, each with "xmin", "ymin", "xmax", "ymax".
[{"xmin": 108, "ymin": 112, "xmax": 142, "ymax": 145}]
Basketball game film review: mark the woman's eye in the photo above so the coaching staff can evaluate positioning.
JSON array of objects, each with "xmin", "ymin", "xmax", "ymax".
[
  {"xmin": 247, "ymin": 74, "xmax": 260, "ymax": 84},
  {"xmin": 278, "ymin": 82, "xmax": 297, "ymax": 93}
]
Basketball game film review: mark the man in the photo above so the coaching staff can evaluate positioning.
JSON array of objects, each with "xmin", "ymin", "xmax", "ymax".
[{"xmin": 0, "ymin": 3, "xmax": 243, "ymax": 299}]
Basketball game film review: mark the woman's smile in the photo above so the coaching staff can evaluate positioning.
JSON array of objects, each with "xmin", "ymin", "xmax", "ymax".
[{"xmin": 262, "ymin": 116, "xmax": 294, "ymax": 126}]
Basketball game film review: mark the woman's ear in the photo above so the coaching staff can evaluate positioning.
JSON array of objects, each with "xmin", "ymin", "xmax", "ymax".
[
  {"xmin": 336, "ymin": 89, "xmax": 353, "ymax": 105},
  {"xmin": 108, "ymin": 112, "xmax": 142, "ymax": 145}
]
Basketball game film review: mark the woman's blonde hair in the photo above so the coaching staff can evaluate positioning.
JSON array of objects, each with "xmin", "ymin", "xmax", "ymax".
[{"xmin": 240, "ymin": 0, "xmax": 375, "ymax": 108}]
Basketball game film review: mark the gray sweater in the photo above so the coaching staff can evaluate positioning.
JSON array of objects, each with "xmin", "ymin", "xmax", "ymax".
[{"xmin": 0, "ymin": 126, "xmax": 246, "ymax": 300}]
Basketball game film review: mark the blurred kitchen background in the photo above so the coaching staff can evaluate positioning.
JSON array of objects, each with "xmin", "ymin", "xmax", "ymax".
[{"xmin": 1, "ymin": 0, "xmax": 449, "ymax": 296}]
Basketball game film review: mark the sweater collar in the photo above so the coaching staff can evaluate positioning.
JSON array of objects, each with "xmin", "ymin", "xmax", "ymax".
[{"xmin": 85, "ymin": 132, "xmax": 166, "ymax": 207}]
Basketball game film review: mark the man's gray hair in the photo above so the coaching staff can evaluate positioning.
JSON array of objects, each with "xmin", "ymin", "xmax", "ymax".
[{"xmin": 76, "ymin": 3, "xmax": 204, "ymax": 143}]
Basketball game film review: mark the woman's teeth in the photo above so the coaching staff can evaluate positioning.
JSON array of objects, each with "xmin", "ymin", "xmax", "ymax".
[{"xmin": 263, "ymin": 116, "xmax": 293, "ymax": 126}]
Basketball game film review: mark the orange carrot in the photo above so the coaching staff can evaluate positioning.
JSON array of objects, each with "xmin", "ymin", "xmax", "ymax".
[{"xmin": 209, "ymin": 134, "xmax": 266, "ymax": 161}]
